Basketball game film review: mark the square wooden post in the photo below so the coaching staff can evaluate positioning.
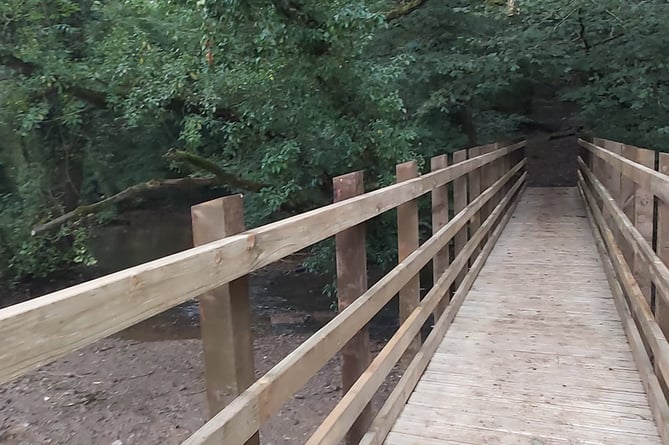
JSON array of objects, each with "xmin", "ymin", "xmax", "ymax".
[
  {"xmin": 452, "ymin": 150, "xmax": 468, "ymax": 289},
  {"xmin": 467, "ymin": 146, "xmax": 482, "ymax": 260},
  {"xmin": 191, "ymin": 195, "xmax": 259, "ymax": 445},
  {"xmin": 593, "ymin": 138, "xmax": 622, "ymax": 202},
  {"xmin": 431, "ymin": 154, "xmax": 450, "ymax": 320},
  {"xmin": 619, "ymin": 145, "xmax": 637, "ymax": 266},
  {"xmin": 492, "ymin": 144, "xmax": 506, "ymax": 209},
  {"xmin": 633, "ymin": 147, "xmax": 655, "ymax": 305},
  {"xmin": 334, "ymin": 171, "xmax": 372, "ymax": 445},
  {"xmin": 396, "ymin": 161, "xmax": 421, "ymax": 366},
  {"xmin": 478, "ymin": 144, "xmax": 497, "ymax": 230},
  {"xmin": 594, "ymin": 139, "xmax": 623, "ymax": 245},
  {"xmin": 656, "ymin": 153, "xmax": 669, "ymax": 338}
]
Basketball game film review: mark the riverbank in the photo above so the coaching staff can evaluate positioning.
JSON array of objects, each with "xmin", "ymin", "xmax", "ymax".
[
  {"xmin": 0, "ymin": 254, "xmax": 400, "ymax": 444},
  {"xmin": 0, "ymin": 331, "xmax": 399, "ymax": 445}
]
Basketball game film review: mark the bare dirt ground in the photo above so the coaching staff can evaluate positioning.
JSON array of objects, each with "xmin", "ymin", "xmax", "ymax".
[
  {"xmin": 0, "ymin": 334, "xmax": 396, "ymax": 445},
  {"xmin": 0, "ymin": 333, "xmax": 398, "ymax": 445},
  {"xmin": 0, "ymin": 261, "xmax": 399, "ymax": 445}
]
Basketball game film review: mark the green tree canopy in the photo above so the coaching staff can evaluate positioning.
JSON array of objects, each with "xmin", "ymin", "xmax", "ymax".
[{"xmin": 1, "ymin": 0, "xmax": 667, "ymax": 283}]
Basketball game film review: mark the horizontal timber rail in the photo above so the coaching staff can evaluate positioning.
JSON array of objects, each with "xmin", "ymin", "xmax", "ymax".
[
  {"xmin": 0, "ymin": 139, "xmax": 524, "ymax": 385},
  {"xmin": 0, "ymin": 139, "xmax": 527, "ymax": 444},
  {"xmin": 578, "ymin": 136, "xmax": 669, "ymax": 442},
  {"xmin": 190, "ymin": 164, "xmax": 527, "ymax": 445}
]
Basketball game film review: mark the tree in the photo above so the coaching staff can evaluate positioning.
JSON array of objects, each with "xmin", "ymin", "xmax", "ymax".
[
  {"xmin": 2, "ymin": 0, "xmax": 667, "ymax": 285},
  {"xmin": 0, "ymin": 0, "xmax": 434, "ymax": 282}
]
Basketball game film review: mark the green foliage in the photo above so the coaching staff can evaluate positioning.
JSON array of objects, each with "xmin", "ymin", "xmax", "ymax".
[
  {"xmin": 1, "ymin": 0, "xmax": 668, "ymax": 287},
  {"xmin": 486, "ymin": 0, "xmax": 669, "ymax": 148},
  {"xmin": 0, "ymin": 169, "xmax": 95, "ymax": 282}
]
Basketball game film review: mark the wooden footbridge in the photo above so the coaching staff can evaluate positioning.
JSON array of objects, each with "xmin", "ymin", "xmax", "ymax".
[{"xmin": 2, "ymin": 137, "xmax": 669, "ymax": 444}]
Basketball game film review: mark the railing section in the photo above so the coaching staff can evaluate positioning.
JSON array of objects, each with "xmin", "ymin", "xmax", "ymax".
[
  {"xmin": 0, "ymin": 139, "xmax": 527, "ymax": 445},
  {"xmin": 578, "ymin": 137, "xmax": 669, "ymax": 442}
]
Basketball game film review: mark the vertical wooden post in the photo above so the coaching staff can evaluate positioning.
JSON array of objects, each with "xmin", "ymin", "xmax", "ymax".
[
  {"xmin": 591, "ymin": 144, "xmax": 604, "ymax": 185},
  {"xmin": 498, "ymin": 147, "xmax": 510, "ymax": 208},
  {"xmin": 620, "ymin": 145, "xmax": 637, "ymax": 267},
  {"xmin": 334, "ymin": 171, "xmax": 372, "ymax": 445},
  {"xmin": 467, "ymin": 146, "xmax": 482, "ymax": 259},
  {"xmin": 633, "ymin": 147, "xmax": 655, "ymax": 305},
  {"xmin": 431, "ymin": 154, "xmax": 450, "ymax": 320},
  {"xmin": 452, "ymin": 150, "xmax": 468, "ymax": 289},
  {"xmin": 595, "ymin": 139, "xmax": 623, "ymax": 238},
  {"xmin": 396, "ymin": 161, "xmax": 421, "ymax": 366},
  {"xmin": 487, "ymin": 143, "xmax": 504, "ymax": 223},
  {"xmin": 607, "ymin": 141, "xmax": 624, "ymax": 249},
  {"xmin": 656, "ymin": 153, "xmax": 669, "ymax": 338},
  {"xmin": 593, "ymin": 138, "xmax": 621, "ymax": 201},
  {"xmin": 479, "ymin": 143, "xmax": 497, "ymax": 226},
  {"xmin": 191, "ymin": 196, "xmax": 259, "ymax": 445}
]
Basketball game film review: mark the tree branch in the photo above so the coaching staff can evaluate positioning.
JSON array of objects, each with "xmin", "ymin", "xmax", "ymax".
[
  {"xmin": 0, "ymin": 54, "xmax": 35, "ymax": 75},
  {"xmin": 591, "ymin": 33, "xmax": 625, "ymax": 49},
  {"xmin": 164, "ymin": 149, "xmax": 268, "ymax": 192},
  {"xmin": 32, "ymin": 149, "xmax": 269, "ymax": 235},
  {"xmin": 577, "ymin": 9, "xmax": 590, "ymax": 54},
  {"xmin": 31, "ymin": 177, "xmax": 218, "ymax": 235},
  {"xmin": 385, "ymin": 0, "xmax": 428, "ymax": 22}
]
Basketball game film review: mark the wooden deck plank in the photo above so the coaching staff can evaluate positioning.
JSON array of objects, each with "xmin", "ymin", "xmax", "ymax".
[
  {"xmin": 411, "ymin": 382, "xmax": 655, "ymax": 413},
  {"xmin": 386, "ymin": 187, "xmax": 662, "ymax": 444}
]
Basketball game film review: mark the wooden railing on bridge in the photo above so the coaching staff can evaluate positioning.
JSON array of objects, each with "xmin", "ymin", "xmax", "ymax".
[
  {"xmin": 0, "ymin": 139, "xmax": 526, "ymax": 444},
  {"xmin": 578, "ymin": 137, "xmax": 669, "ymax": 441}
]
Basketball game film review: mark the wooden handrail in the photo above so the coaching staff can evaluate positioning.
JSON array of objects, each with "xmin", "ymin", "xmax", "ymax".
[
  {"xmin": 578, "ymin": 169, "xmax": 669, "ymax": 442},
  {"xmin": 0, "ymin": 140, "xmax": 525, "ymax": 385},
  {"xmin": 360, "ymin": 176, "xmax": 525, "ymax": 445},
  {"xmin": 578, "ymin": 138, "xmax": 669, "ymax": 204},
  {"xmin": 308, "ymin": 172, "xmax": 527, "ymax": 445},
  {"xmin": 182, "ymin": 158, "xmax": 527, "ymax": 445},
  {"xmin": 577, "ymin": 178, "xmax": 669, "ymax": 443},
  {"xmin": 577, "ymin": 157, "xmax": 669, "ymax": 315}
]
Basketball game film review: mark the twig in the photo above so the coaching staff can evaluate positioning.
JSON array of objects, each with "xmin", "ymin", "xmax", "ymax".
[
  {"xmin": 183, "ymin": 388, "xmax": 206, "ymax": 396},
  {"xmin": 605, "ymin": 9, "xmax": 625, "ymax": 26},
  {"xmin": 164, "ymin": 149, "xmax": 267, "ymax": 192},
  {"xmin": 127, "ymin": 370, "xmax": 155, "ymax": 379},
  {"xmin": 37, "ymin": 370, "xmax": 94, "ymax": 378},
  {"xmin": 590, "ymin": 33, "xmax": 625, "ymax": 49}
]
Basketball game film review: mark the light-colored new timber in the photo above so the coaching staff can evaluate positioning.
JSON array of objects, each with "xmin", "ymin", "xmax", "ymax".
[
  {"xmin": 334, "ymin": 170, "xmax": 372, "ymax": 445},
  {"xmin": 386, "ymin": 187, "xmax": 663, "ymax": 445},
  {"xmin": 0, "ymin": 141, "xmax": 525, "ymax": 386},
  {"xmin": 397, "ymin": 161, "xmax": 421, "ymax": 368},
  {"xmin": 183, "ymin": 161, "xmax": 527, "ymax": 445}
]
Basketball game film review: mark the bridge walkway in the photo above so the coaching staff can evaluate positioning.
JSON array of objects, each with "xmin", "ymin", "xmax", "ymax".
[{"xmin": 386, "ymin": 188, "xmax": 662, "ymax": 444}]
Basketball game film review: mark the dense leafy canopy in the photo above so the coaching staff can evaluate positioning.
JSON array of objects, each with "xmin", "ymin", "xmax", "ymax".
[{"xmin": 1, "ymin": 0, "xmax": 668, "ymax": 284}]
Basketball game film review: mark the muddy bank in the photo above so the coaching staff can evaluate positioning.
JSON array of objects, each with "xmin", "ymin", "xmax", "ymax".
[
  {"xmin": 0, "ymin": 333, "xmax": 400, "ymax": 445},
  {"xmin": 0, "ymin": 261, "xmax": 400, "ymax": 445},
  {"xmin": 0, "ymin": 209, "xmax": 400, "ymax": 444}
]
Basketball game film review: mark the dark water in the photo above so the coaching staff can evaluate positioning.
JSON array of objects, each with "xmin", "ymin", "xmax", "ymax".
[
  {"xmin": 85, "ymin": 209, "xmax": 398, "ymax": 342},
  {"xmin": 86, "ymin": 210, "xmax": 194, "ymax": 276}
]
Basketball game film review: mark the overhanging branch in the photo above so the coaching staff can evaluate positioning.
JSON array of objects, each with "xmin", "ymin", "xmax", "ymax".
[
  {"xmin": 0, "ymin": 54, "xmax": 35, "ymax": 75},
  {"xmin": 31, "ymin": 150, "xmax": 269, "ymax": 235},
  {"xmin": 31, "ymin": 177, "xmax": 218, "ymax": 235},
  {"xmin": 164, "ymin": 149, "xmax": 267, "ymax": 192}
]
